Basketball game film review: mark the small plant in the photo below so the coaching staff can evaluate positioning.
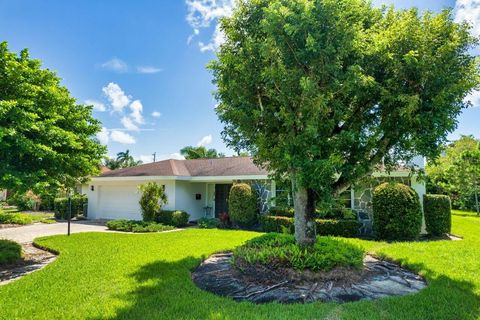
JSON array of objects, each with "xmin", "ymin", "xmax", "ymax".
[
  {"xmin": 0, "ymin": 239, "xmax": 22, "ymax": 266},
  {"xmin": 197, "ymin": 217, "xmax": 220, "ymax": 229},
  {"xmin": 156, "ymin": 210, "xmax": 189, "ymax": 227},
  {"xmin": 232, "ymin": 233, "xmax": 364, "ymax": 272},
  {"xmin": 138, "ymin": 182, "xmax": 168, "ymax": 221},
  {"xmin": 219, "ymin": 212, "xmax": 230, "ymax": 228},
  {"xmin": 268, "ymin": 207, "xmax": 295, "ymax": 217},
  {"xmin": 106, "ymin": 219, "xmax": 174, "ymax": 233},
  {"xmin": 228, "ymin": 183, "xmax": 258, "ymax": 228},
  {"xmin": 0, "ymin": 212, "xmax": 34, "ymax": 225},
  {"xmin": 372, "ymin": 182, "xmax": 422, "ymax": 240},
  {"xmin": 424, "ymin": 194, "xmax": 452, "ymax": 236}
]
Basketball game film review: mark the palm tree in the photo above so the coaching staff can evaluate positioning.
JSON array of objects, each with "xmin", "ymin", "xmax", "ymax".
[
  {"xmin": 103, "ymin": 150, "xmax": 142, "ymax": 169},
  {"xmin": 180, "ymin": 146, "xmax": 225, "ymax": 159}
]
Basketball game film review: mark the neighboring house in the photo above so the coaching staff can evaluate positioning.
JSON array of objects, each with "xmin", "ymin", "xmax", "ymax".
[{"xmin": 83, "ymin": 156, "xmax": 426, "ymax": 223}]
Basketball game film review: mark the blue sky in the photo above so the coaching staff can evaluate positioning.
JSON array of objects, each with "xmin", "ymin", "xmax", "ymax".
[{"xmin": 0, "ymin": 0, "xmax": 479, "ymax": 163}]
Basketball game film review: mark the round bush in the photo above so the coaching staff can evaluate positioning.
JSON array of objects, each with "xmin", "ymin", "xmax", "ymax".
[
  {"xmin": 423, "ymin": 194, "xmax": 451, "ymax": 236},
  {"xmin": 228, "ymin": 183, "xmax": 258, "ymax": 227},
  {"xmin": 171, "ymin": 210, "xmax": 189, "ymax": 227},
  {"xmin": 0, "ymin": 239, "xmax": 22, "ymax": 266},
  {"xmin": 372, "ymin": 182, "xmax": 422, "ymax": 240},
  {"xmin": 232, "ymin": 233, "xmax": 364, "ymax": 272}
]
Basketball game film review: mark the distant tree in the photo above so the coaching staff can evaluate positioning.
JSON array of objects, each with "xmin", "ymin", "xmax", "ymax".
[
  {"xmin": 0, "ymin": 42, "xmax": 106, "ymax": 193},
  {"xmin": 180, "ymin": 146, "xmax": 225, "ymax": 159},
  {"xmin": 210, "ymin": 0, "xmax": 479, "ymax": 245},
  {"xmin": 453, "ymin": 149, "xmax": 480, "ymax": 215},
  {"xmin": 427, "ymin": 136, "xmax": 480, "ymax": 210},
  {"xmin": 103, "ymin": 150, "xmax": 142, "ymax": 170}
]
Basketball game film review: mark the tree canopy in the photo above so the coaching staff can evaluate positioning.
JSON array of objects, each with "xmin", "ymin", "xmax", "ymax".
[
  {"xmin": 103, "ymin": 149, "xmax": 143, "ymax": 170},
  {"xmin": 210, "ymin": 0, "xmax": 479, "ymax": 245},
  {"xmin": 0, "ymin": 42, "xmax": 106, "ymax": 192},
  {"xmin": 180, "ymin": 146, "xmax": 225, "ymax": 159}
]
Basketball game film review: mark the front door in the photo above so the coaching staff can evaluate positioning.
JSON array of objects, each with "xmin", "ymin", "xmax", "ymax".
[{"xmin": 214, "ymin": 184, "xmax": 232, "ymax": 217}]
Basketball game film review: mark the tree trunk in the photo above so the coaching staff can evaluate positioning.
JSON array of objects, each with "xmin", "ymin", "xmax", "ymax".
[{"xmin": 293, "ymin": 184, "xmax": 316, "ymax": 246}]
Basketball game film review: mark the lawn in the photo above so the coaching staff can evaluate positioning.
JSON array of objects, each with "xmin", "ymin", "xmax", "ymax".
[
  {"xmin": 0, "ymin": 214, "xmax": 479, "ymax": 319},
  {"xmin": 0, "ymin": 208, "xmax": 55, "ymax": 225}
]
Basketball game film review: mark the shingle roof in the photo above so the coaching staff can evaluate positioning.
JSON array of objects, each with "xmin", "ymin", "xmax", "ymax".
[{"xmin": 98, "ymin": 157, "xmax": 268, "ymax": 178}]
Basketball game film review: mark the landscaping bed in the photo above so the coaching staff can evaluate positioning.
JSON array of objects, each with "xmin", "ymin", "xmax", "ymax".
[{"xmin": 106, "ymin": 219, "xmax": 175, "ymax": 233}]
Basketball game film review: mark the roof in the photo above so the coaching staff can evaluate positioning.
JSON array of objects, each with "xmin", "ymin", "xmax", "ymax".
[{"xmin": 98, "ymin": 157, "xmax": 268, "ymax": 178}]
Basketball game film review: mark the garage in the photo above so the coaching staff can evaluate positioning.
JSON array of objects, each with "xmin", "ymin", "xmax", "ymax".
[{"xmin": 96, "ymin": 185, "xmax": 142, "ymax": 220}]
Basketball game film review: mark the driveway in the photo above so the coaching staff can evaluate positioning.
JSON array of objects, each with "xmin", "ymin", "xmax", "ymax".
[{"xmin": 0, "ymin": 221, "xmax": 112, "ymax": 244}]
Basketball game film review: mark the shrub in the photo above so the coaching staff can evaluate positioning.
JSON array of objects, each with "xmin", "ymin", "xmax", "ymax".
[
  {"xmin": 197, "ymin": 217, "xmax": 221, "ymax": 229},
  {"xmin": 138, "ymin": 182, "xmax": 168, "ymax": 221},
  {"xmin": 232, "ymin": 233, "xmax": 364, "ymax": 272},
  {"xmin": 53, "ymin": 195, "xmax": 87, "ymax": 220},
  {"xmin": 171, "ymin": 210, "xmax": 190, "ymax": 227},
  {"xmin": 318, "ymin": 207, "xmax": 357, "ymax": 220},
  {"xmin": 106, "ymin": 219, "xmax": 174, "ymax": 233},
  {"xmin": 0, "ymin": 239, "xmax": 22, "ymax": 265},
  {"xmin": 372, "ymin": 182, "xmax": 422, "ymax": 240},
  {"xmin": 259, "ymin": 216, "xmax": 359, "ymax": 237},
  {"xmin": 268, "ymin": 207, "xmax": 295, "ymax": 217},
  {"xmin": 424, "ymin": 194, "xmax": 452, "ymax": 236},
  {"xmin": 229, "ymin": 183, "xmax": 258, "ymax": 227},
  {"xmin": 156, "ymin": 210, "xmax": 189, "ymax": 227},
  {"xmin": 0, "ymin": 212, "xmax": 33, "ymax": 225}
]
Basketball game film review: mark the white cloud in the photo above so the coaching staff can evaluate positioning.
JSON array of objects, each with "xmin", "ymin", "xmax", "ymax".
[
  {"xmin": 151, "ymin": 111, "xmax": 162, "ymax": 117},
  {"xmin": 465, "ymin": 89, "xmax": 480, "ymax": 107},
  {"xmin": 137, "ymin": 66, "xmax": 163, "ymax": 74},
  {"xmin": 110, "ymin": 130, "xmax": 136, "ymax": 144},
  {"xmin": 455, "ymin": 0, "xmax": 480, "ymax": 37},
  {"xmin": 121, "ymin": 116, "xmax": 140, "ymax": 131},
  {"xmin": 197, "ymin": 134, "xmax": 213, "ymax": 146},
  {"xmin": 129, "ymin": 100, "xmax": 144, "ymax": 124},
  {"xmin": 185, "ymin": 0, "xmax": 234, "ymax": 52},
  {"xmin": 101, "ymin": 58, "xmax": 129, "ymax": 73},
  {"xmin": 102, "ymin": 82, "xmax": 131, "ymax": 113},
  {"xmin": 96, "ymin": 127, "xmax": 109, "ymax": 145},
  {"xmin": 85, "ymin": 99, "xmax": 106, "ymax": 112}
]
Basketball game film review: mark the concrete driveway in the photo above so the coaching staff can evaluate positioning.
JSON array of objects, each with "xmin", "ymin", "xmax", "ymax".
[{"xmin": 0, "ymin": 221, "xmax": 112, "ymax": 244}]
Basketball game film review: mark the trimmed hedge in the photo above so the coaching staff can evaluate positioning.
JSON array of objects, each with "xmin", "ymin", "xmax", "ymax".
[
  {"xmin": 54, "ymin": 195, "xmax": 87, "ymax": 220},
  {"xmin": 268, "ymin": 207, "xmax": 295, "ymax": 217},
  {"xmin": 106, "ymin": 219, "xmax": 174, "ymax": 233},
  {"xmin": 197, "ymin": 217, "xmax": 220, "ymax": 229},
  {"xmin": 155, "ymin": 210, "xmax": 190, "ymax": 227},
  {"xmin": 229, "ymin": 183, "xmax": 258, "ymax": 227},
  {"xmin": 424, "ymin": 194, "xmax": 452, "ymax": 236},
  {"xmin": 268, "ymin": 206, "xmax": 356, "ymax": 220},
  {"xmin": 372, "ymin": 182, "xmax": 422, "ymax": 240},
  {"xmin": 0, "ymin": 239, "xmax": 22, "ymax": 265},
  {"xmin": 259, "ymin": 215, "xmax": 360, "ymax": 237}
]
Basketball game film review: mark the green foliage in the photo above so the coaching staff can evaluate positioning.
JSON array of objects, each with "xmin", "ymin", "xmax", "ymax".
[
  {"xmin": 197, "ymin": 217, "xmax": 221, "ymax": 229},
  {"xmin": 53, "ymin": 195, "xmax": 87, "ymax": 220},
  {"xmin": 0, "ymin": 42, "xmax": 106, "ymax": 192},
  {"xmin": 154, "ymin": 210, "xmax": 190, "ymax": 227},
  {"xmin": 211, "ymin": 0, "xmax": 478, "ymax": 243},
  {"xmin": 106, "ymin": 219, "xmax": 174, "ymax": 233},
  {"xmin": 104, "ymin": 149, "xmax": 143, "ymax": 170},
  {"xmin": 228, "ymin": 183, "xmax": 258, "ymax": 227},
  {"xmin": 427, "ymin": 136, "xmax": 480, "ymax": 211},
  {"xmin": 424, "ymin": 194, "xmax": 452, "ymax": 236},
  {"xmin": 155, "ymin": 210, "xmax": 190, "ymax": 227},
  {"xmin": 259, "ymin": 216, "xmax": 359, "ymax": 237},
  {"xmin": 8, "ymin": 191, "xmax": 39, "ymax": 211},
  {"xmin": 268, "ymin": 206, "xmax": 295, "ymax": 217},
  {"xmin": 232, "ymin": 233, "xmax": 364, "ymax": 272},
  {"xmin": 0, "ymin": 239, "xmax": 22, "ymax": 265},
  {"xmin": 179, "ymin": 146, "xmax": 225, "ymax": 159},
  {"xmin": 0, "ymin": 212, "xmax": 33, "ymax": 225},
  {"xmin": 372, "ymin": 182, "xmax": 422, "ymax": 240},
  {"xmin": 138, "ymin": 182, "xmax": 168, "ymax": 222}
]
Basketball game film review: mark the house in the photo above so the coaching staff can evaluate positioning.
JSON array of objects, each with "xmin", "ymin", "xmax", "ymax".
[{"xmin": 84, "ymin": 156, "xmax": 426, "ymax": 222}]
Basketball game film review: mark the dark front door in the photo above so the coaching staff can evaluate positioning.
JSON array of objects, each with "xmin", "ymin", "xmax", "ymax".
[{"xmin": 215, "ymin": 184, "xmax": 232, "ymax": 217}]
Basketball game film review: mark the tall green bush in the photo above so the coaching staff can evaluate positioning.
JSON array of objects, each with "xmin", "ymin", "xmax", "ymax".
[
  {"xmin": 138, "ymin": 182, "xmax": 167, "ymax": 221},
  {"xmin": 228, "ymin": 183, "xmax": 258, "ymax": 228},
  {"xmin": 54, "ymin": 194, "xmax": 87, "ymax": 219},
  {"xmin": 424, "ymin": 194, "xmax": 451, "ymax": 236},
  {"xmin": 372, "ymin": 182, "xmax": 422, "ymax": 240}
]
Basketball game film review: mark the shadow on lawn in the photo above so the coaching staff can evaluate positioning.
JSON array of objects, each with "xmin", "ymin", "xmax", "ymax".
[{"xmin": 94, "ymin": 257, "xmax": 480, "ymax": 320}]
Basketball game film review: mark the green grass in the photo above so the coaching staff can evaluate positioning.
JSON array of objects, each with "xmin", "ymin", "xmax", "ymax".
[
  {"xmin": 0, "ymin": 239, "xmax": 22, "ymax": 266},
  {"xmin": 0, "ymin": 213, "xmax": 479, "ymax": 319},
  {"xmin": 0, "ymin": 209, "xmax": 55, "ymax": 225},
  {"xmin": 453, "ymin": 209, "xmax": 480, "ymax": 218}
]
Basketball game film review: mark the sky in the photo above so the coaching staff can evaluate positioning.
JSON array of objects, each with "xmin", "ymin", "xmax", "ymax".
[{"xmin": 0, "ymin": 0, "xmax": 479, "ymax": 163}]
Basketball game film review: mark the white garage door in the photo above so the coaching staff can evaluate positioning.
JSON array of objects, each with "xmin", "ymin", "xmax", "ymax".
[{"xmin": 97, "ymin": 185, "xmax": 141, "ymax": 220}]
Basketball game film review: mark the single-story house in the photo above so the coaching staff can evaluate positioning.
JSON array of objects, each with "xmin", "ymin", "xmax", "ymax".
[{"xmin": 83, "ymin": 156, "xmax": 426, "ymax": 223}]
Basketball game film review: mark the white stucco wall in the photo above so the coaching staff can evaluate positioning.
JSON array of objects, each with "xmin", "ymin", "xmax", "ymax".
[
  {"xmin": 174, "ymin": 181, "xmax": 206, "ymax": 221},
  {"xmin": 411, "ymin": 176, "xmax": 427, "ymax": 234},
  {"xmin": 87, "ymin": 179, "xmax": 176, "ymax": 220}
]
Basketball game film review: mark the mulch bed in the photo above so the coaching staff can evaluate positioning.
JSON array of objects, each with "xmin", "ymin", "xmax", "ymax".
[
  {"xmin": 0, "ymin": 243, "xmax": 57, "ymax": 285},
  {"xmin": 192, "ymin": 252, "xmax": 427, "ymax": 304}
]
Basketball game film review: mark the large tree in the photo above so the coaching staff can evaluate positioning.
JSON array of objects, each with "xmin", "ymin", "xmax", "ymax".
[
  {"xmin": 180, "ymin": 146, "xmax": 225, "ymax": 159},
  {"xmin": 103, "ymin": 149, "xmax": 143, "ymax": 170},
  {"xmin": 0, "ymin": 42, "xmax": 106, "ymax": 192},
  {"xmin": 210, "ymin": 0, "xmax": 479, "ymax": 245}
]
